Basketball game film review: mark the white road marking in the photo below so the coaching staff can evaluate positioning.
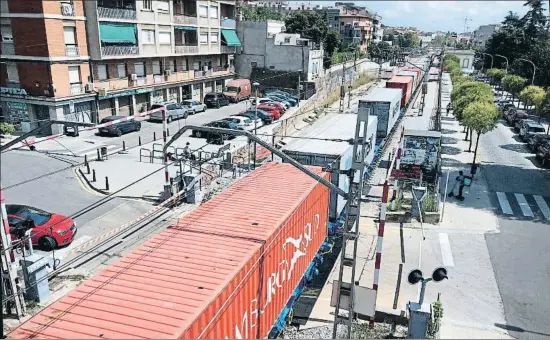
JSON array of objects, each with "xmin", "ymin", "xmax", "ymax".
[
  {"xmin": 496, "ymin": 192, "xmax": 513, "ymax": 215},
  {"xmin": 439, "ymin": 233, "xmax": 455, "ymax": 268},
  {"xmin": 514, "ymin": 193, "xmax": 533, "ymax": 217},
  {"xmin": 533, "ymin": 195, "xmax": 550, "ymax": 220}
]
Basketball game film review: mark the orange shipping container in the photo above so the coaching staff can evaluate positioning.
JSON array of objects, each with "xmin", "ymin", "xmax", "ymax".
[
  {"xmin": 386, "ymin": 75, "xmax": 413, "ymax": 108},
  {"xmin": 10, "ymin": 162, "xmax": 330, "ymax": 340}
]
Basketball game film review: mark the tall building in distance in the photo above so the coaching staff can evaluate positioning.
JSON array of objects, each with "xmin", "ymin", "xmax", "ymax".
[
  {"xmin": 472, "ymin": 24, "xmax": 500, "ymax": 49},
  {"xmin": 0, "ymin": 0, "xmax": 239, "ymax": 134}
]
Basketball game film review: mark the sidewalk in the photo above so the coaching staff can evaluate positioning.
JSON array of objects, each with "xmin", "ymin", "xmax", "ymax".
[{"xmin": 372, "ymin": 72, "xmax": 511, "ymax": 339}]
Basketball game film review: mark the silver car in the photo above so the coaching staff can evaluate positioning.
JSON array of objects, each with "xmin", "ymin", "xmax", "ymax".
[
  {"xmin": 182, "ymin": 99, "xmax": 207, "ymax": 115},
  {"xmin": 149, "ymin": 102, "xmax": 188, "ymax": 123}
]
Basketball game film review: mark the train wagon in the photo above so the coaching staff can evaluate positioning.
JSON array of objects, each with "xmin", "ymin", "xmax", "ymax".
[
  {"xmin": 386, "ymin": 75, "xmax": 414, "ymax": 108},
  {"xmin": 397, "ymin": 71, "xmax": 418, "ymax": 89},
  {"xmin": 403, "ymin": 68, "xmax": 423, "ymax": 86},
  {"xmin": 9, "ymin": 162, "xmax": 331, "ymax": 340},
  {"xmin": 279, "ymin": 113, "xmax": 378, "ymax": 221},
  {"xmin": 361, "ymin": 87, "xmax": 402, "ymax": 138},
  {"xmin": 381, "ymin": 66, "xmax": 397, "ymax": 80}
]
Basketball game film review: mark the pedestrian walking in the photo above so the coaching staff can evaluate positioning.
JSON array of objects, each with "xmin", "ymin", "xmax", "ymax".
[
  {"xmin": 448, "ymin": 170, "xmax": 466, "ymax": 200},
  {"xmin": 446, "ymin": 102, "xmax": 451, "ymax": 116}
]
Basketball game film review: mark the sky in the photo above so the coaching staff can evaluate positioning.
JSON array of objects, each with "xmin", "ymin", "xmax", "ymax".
[{"xmin": 294, "ymin": 1, "xmax": 533, "ymax": 32}]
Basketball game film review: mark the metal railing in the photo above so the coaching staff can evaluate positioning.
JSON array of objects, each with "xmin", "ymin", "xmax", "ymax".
[
  {"xmin": 174, "ymin": 45, "xmax": 199, "ymax": 54},
  {"xmin": 97, "ymin": 6, "xmax": 137, "ymax": 20},
  {"xmin": 65, "ymin": 45, "xmax": 80, "ymax": 57},
  {"xmin": 60, "ymin": 2, "xmax": 75, "ymax": 16},
  {"xmin": 221, "ymin": 45, "xmax": 236, "ymax": 54},
  {"xmin": 70, "ymin": 83, "xmax": 84, "ymax": 95},
  {"xmin": 1, "ymin": 42, "xmax": 14, "ymax": 55},
  {"xmin": 101, "ymin": 45, "xmax": 138, "ymax": 56},
  {"xmin": 173, "ymin": 14, "xmax": 197, "ymax": 25}
]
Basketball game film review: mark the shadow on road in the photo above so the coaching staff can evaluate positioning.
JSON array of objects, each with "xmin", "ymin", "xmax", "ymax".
[
  {"xmin": 440, "ymin": 128, "xmax": 455, "ymax": 135},
  {"xmin": 441, "ymin": 145, "xmax": 462, "ymax": 155},
  {"xmin": 441, "ymin": 136, "xmax": 459, "ymax": 145},
  {"xmin": 499, "ymin": 143, "xmax": 530, "ymax": 153},
  {"xmin": 494, "ymin": 323, "xmax": 550, "ymax": 338}
]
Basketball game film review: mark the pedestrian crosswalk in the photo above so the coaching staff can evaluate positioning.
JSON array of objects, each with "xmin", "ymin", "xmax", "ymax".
[{"xmin": 493, "ymin": 192, "xmax": 550, "ymax": 221}]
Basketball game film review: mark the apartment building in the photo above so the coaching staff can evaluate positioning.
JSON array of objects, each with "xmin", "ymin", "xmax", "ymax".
[
  {"xmin": 472, "ymin": 24, "xmax": 500, "ymax": 49},
  {"xmin": 320, "ymin": 3, "xmax": 375, "ymax": 52},
  {"xmin": 0, "ymin": 0, "xmax": 239, "ymax": 135}
]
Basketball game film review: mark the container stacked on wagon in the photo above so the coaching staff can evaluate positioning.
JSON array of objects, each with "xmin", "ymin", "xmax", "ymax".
[{"xmin": 9, "ymin": 162, "xmax": 331, "ymax": 339}]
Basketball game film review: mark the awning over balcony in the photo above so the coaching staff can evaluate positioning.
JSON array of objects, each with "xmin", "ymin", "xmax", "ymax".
[
  {"xmin": 174, "ymin": 26, "xmax": 197, "ymax": 31},
  {"xmin": 221, "ymin": 29, "xmax": 241, "ymax": 47},
  {"xmin": 99, "ymin": 22, "xmax": 137, "ymax": 44}
]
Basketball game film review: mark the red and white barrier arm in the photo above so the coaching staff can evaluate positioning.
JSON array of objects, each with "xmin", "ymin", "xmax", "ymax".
[{"xmin": 2, "ymin": 108, "xmax": 164, "ymax": 152}]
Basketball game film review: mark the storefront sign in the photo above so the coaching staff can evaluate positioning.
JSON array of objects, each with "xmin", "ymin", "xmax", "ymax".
[
  {"xmin": 98, "ymin": 87, "xmax": 154, "ymax": 100},
  {"xmin": 0, "ymin": 87, "xmax": 28, "ymax": 96},
  {"xmin": 135, "ymin": 87, "xmax": 153, "ymax": 94},
  {"xmin": 7, "ymin": 102, "xmax": 28, "ymax": 110}
]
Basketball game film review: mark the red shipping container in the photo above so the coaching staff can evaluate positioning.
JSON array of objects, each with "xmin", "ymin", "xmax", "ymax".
[
  {"xmin": 9, "ymin": 162, "xmax": 330, "ymax": 340},
  {"xmin": 386, "ymin": 75, "xmax": 413, "ymax": 108},
  {"xmin": 404, "ymin": 68, "xmax": 423, "ymax": 87}
]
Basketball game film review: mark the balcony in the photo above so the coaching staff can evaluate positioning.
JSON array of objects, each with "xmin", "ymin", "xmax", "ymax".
[
  {"xmin": 153, "ymin": 75, "xmax": 164, "ymax": 84},
  {"xmin": 1, "ymin": 42, "xmax": 14, "ymax": 55},
  {"xmin": 221, "ymin": 45, "xmax": 236, "ymax": 54},
  {"xmin": 175, "ymin": 45, "xmax": 199, "ymax": 54},
  {"xmin": 220, "ymin": 18, "xmax": 236, "ymax": 29},
  {"xmin": 70, "ymin": 83, "xmax": 84, "ymax": 95},
  {"xmin": 60, "ymin": 2, "xmax": 75, "ymax": 16},
  {"xmin": 94, "ymin": 78, "xmax": 130, "ymax": 92},
  {"xmin": 165, "ymin": 70, "xmax": 194, "ymax": 82},
  {"xmin": 101, "ymin": 45, "xmax": 138, "ymax": 56},
  {"xmin": 98, "ymin": 6, "xmax": 136, "ymax": 20},
  {"xmin": 174, "ymin": 15, "xmax": 197, "ymax": 25},
  {"xmin": 65, "ymin": 45, "xmax": 80, "ymax": 57}
]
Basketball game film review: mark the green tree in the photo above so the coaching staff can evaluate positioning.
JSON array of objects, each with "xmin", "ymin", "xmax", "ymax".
[
  {"xmin": 462, "ymin": 102, "xmax": 500, "ymax": 165},
  {"xmin": 284, "ymin": 10, "xmax": 328, "ymax": 45},
  {"xmin": 451, "ymin": 81, "xmax": 493, "ymax": 142},
  {"xmin": 396, "ymin": 32, "xmax": 420, "ymax": 48},
  {"xmin": 520, "ymin": 85, "xmax": 545, "ymax": 109},
  {"xmin": 521, "ymin": 0, "xmax": 547, "ymax": 45},
  {"xmin": 323, "ymin": 30, "xmax": 341, "ymax": 68},
  {"xmin": 444, "ymin": 54, "xmax": 460, "ymax": 65},
  {"xmin": 501, "ymin": 74, "xmax": 527, "ymax": 101},
  {"xmin": 538, "ymin": 91, "xmax": 550, "ymax": 130},
  {"xmin": 240, "ymin": 6, "xmax": 284, "ymax": 21}
]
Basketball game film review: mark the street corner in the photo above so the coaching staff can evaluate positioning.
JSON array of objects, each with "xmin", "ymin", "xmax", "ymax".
[{"xmin": 73, "ymin": 166, "xmax": 109, "ymax": 196}]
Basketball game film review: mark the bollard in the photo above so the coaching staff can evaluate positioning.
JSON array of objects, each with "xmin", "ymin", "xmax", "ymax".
[
  {"xmin": 92, "ymin": 169, "xmax": 96, "ymax": 182},
  {"xmin": 139, "ymin": 136, "xmax": 142, "ymax": 146},
  {"xmin": 105, "ymin": 177, "xmax": 109, "ymax": 191},
  {"xmin": 86, "ymin": 162, "xmax": 90, "ymax": 175},
  {"xmin": 122, "ymin": 141, "xmax": 126, "ymax": 151},
  {"xmin": 96, "ymin": 148, "xmax": 101, "ymax": 161},
  {"xmin": 167, "ymin": 128, "xmax": 170, "ymax": 137},
  {"xmin": 84, "ymin": 154, "xmax": 88, "ymax": 167},
  {"xmin": 153, "ymin": 132, "xmax": 156, "ymax": 141}
]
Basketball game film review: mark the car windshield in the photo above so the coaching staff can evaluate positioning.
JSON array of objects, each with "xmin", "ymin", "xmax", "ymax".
[
  {"xmin": 15, "ymin": 207, "xmax": 52, "ymax": 226},
  {"xmin": 225, "ymin": 86, "xmax": 239, "ymax": 93},
  {"xmin": 205, "ymin": 94, "xmax": 216, "ymax": 99},
  {"xmin": 244, "ymin": 119, "xmax": 252, "ymax": 124},
  {"xmin": 223, "ymin": 118, "xmax": 239, "ymax": 123},
  {"xmin": 182, "ymin": 101, "xmax": 193, "ymax": 106},
  {"xmin": 530, "ymin": 127, "xmax": 546, "ymax": 133},
  {"xmin": 150, "ymin": 104, "xmax": 165, "ymax": 110}
]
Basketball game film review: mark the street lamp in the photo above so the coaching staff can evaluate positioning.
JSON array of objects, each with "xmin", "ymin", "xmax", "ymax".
[
  {"xmin": 518, "ymin": 58, "xmax": 536, "ymax": 85},
  {"xmin": 480, "ymin": 52, "xmax": 493, "ymax": 69},
  {"xmin": 252, "ymin": 81, "xmax": 259, "ymax": 169},
  {"xmin": 494, "ymin": 54, "xmax": 508, "ymax": 72}
]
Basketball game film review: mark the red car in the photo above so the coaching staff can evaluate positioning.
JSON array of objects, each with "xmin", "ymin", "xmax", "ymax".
[
  {"xmin": 7, "ymin": 204, "xmax": 77, "ymax": 251},
  {"xmin": 258, "ymin": 102, "xmax": 286, "ymax": 115},
  {"xmin": 256, "ymin": 105, "xmax": 281, "ymax": 119}
]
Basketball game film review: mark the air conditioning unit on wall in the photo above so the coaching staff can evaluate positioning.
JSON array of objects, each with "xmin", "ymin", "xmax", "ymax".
[
  {"xmin": 164, "ymin": 70, "xmax": 172, "ymax": 76},
  {"xmin": 85, "ymin": 83, "xmax": 94, "ymax": 93},
  {"xmin": 130, "ymin": 73, "xmax": 138, "ymax": 80}
]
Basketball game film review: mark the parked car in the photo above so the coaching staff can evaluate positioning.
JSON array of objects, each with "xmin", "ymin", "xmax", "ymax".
[
  {"xmin": 98, "ymin": 116, "xmax": 141, "ymax": 137},
  {"xmin": 191, "ymin": 120, "xmax": 239, "ymax": 141},
  {"xmin": 535, "ymin": 140, "xmax": 550, "ymax": 167},
  {"xmin": 250, "ymin": 97, "xmax": 277, "ymax": 106},
  {"xmin": 206, "ymin": 120, "xmax": 241, "ymax": 144},
  {"xmin": 181, "ymin": 99, "xmax": 206, "ymax": 114},
  {"xmin": 237, "ymin": 109, "xmax": 274, "ymax": 125},
  {"xmin": 149, "ymin": 102, "xmax": 188, "ymax": 123},
  {"xmin": 258, "ymin": 101, "xmax": 286, "ymax": 115},
  {"xmin": 6, "ymin": 204, "xmax": 77, "ymax": 251},
  {"xmin": 266, "ymin": 94, "xmax": 296, "ymax": 107},
  {"xmin": 223, "ymin": 79, "xmax": 252, "ymax": 103},
  {"xmin": 204, "ymin": 92, "xmax": 230, "ymax": 108},
  {"xmin": 511, "ymin": 112, "xmax": 530, "ymax": 130},
  {"xmin": 265, "ymin": 89, "xmax": 299, "ymax": 102},
  {"xmin": 221, "ymin": 116, "xmax": 253, "ymax": 130},
  {"xmin": 519, "ymin": 121, "xmax": 546, "ymax": 141},
  {"xmin": 256, "ymin": 105, "xmax": 281, "ymax": 119},
  {"xmin": 527, "ymin": 134, "xmax": 550, "ymax": 152},
  {"xmin": 500, "ymin": 103, "xmax": 515, "ymax": 113}
]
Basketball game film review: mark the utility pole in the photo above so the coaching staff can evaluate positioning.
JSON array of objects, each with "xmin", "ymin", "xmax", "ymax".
[
  {"xmin": 339, "ymin": 53, "xmax": 348, "ymax": 113},
  {"xmin": 252, "ymin": 82, "xmax": 260, "ymax": 168},
  {"xmin": 332, "ymin": 102, "xmax": 371, "ymax": 338},
  {"xmin": 347, "ymin": 51, "xmax": 358, "ymax": 109},
  {"xmin": 297, "ymin": 71, "xmax": 301, "ymax": 105},
  {"xmin": 1, "ymin": 184, "xmax": 25, "ymax": 320}
]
